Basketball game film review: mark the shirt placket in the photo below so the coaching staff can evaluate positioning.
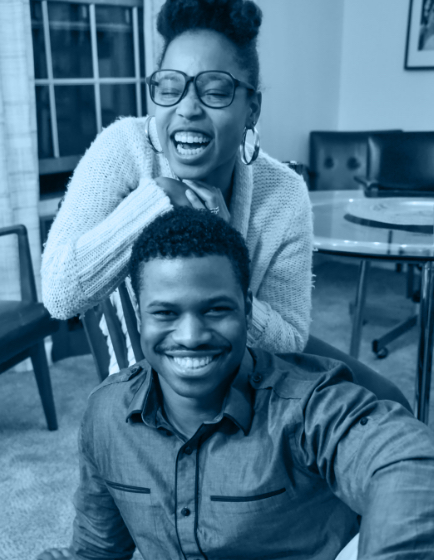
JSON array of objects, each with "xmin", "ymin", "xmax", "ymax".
[
  {"xmin": 175, "ymin": 441, "xmax": 204, "ymax": 559},
  {"xmin": 175, "ymin": 424, "xmax": 216, "ymax": 560}
]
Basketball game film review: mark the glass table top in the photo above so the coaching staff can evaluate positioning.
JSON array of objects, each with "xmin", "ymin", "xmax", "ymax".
[{"xmin": 310, "ymin": 190, "xmax": 434, "ymax": 260}]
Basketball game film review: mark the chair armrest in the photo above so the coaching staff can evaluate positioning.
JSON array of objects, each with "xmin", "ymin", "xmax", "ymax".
[
  {"xmin": 303, "ymin": 335, "xmax": 412, "ymax": 413},
  {"xmin": 0, "ymin": 224, "xmax": 37, "ymax": 302}
]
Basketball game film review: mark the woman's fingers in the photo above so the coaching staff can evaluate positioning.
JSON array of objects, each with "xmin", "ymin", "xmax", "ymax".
[
  {"xmin": 185, "ymin": 189, "xmax": 206, "ymax": 209},
  {"xmin": 156, "ymin": 177, "xmax": 231, "ymax": 222},
  {"xmin": 183, "ymin": 180, "xmax": 216, "ymax": 205},
  {"xmin": 187, "ymin": 182, "xmax": 231, "ymax": 222}
]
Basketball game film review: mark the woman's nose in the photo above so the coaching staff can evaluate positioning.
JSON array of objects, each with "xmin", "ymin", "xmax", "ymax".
[
  {"xmin": 176, "ymin": 83, "xmax": 204, "ymax": 119},
  {"xmin": 171, "ymin": 313, "xmax": 212, "ymax": 348}
]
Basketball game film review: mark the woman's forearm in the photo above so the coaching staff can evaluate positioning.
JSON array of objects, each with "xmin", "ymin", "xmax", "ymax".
[
  {"xmin": 41, "ymin": 118, "xmax": 172, "ymax": 319},
  {"xmin": 42, "ymin": 180, "xmax": 172, "ymax": 319}
]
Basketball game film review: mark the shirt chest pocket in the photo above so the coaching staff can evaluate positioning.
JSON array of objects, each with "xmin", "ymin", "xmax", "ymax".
[
  {"xmin": 203, "ymin": 487, "xmax": 291, "ymax": 557},
  {"xmin": 104, "ymin": 479, "xmax": 161, "ymax": 541},
  {"xmin": 105, "ymin": 479, "xmax": 153, "ymax": 505},
  {"xmin": 209, "ymin": 486, "xmax": 288, "ymax": 514}
]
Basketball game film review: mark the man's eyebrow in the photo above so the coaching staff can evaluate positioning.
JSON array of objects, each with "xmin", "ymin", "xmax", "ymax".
[
  {"xmin": 145, "ymin": 295, "xmax": 238, "ymax": 307},
  {"xmin": 206, "ymin": 296, "xmax": 238, "ymax": 305},
  {"xmin": 146, "ymin": 300, "xmax": 176, "ymax": 307}
]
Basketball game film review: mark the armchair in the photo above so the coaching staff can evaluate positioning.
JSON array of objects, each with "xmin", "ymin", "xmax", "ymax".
[{"xmin": 0, "ymin": 225, "xmax": 59, "ymax": 430}]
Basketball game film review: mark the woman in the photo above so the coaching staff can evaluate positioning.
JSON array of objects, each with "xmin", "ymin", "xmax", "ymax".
[{"xmin": 42, "ymin": 0, "xmax": 313, "ymax": 370}]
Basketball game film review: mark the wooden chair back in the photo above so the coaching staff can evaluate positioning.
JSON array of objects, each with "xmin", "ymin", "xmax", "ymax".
[{"xmin": 81, "ymin": 281, "xmax": 144, "ymax": 382}]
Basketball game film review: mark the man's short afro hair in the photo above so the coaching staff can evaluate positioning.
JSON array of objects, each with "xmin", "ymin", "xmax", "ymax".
[
  {"xmin": 157, "ymin": 0, "xmax": 262, "ymax": 48},
  {"xmin": 129, "ymin": 206, "xmax": 251, "ymax": 298}
]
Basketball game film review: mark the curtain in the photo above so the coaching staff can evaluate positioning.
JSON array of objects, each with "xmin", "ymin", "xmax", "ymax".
[
  {"xmin": 0, "ymin": 0, "xmax": 40, "ymax": 302},
  {"xmin": 144, "ymin": 0, "xmax": 165, "ymax": 114}
]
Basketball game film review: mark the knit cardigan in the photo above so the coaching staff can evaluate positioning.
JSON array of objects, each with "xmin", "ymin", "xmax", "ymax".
[{"xmin": 42, "ymin": 116, "xmax": 313, "ymax": 352}]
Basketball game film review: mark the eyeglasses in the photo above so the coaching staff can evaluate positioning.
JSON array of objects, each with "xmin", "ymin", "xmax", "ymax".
[{"xmin": 145, "ymin": 70, "xmax": 256, "ymax": 109}]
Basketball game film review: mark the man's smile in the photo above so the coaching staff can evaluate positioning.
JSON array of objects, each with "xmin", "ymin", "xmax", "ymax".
[{"xmin": 162, "ymin": 349, "xmax": 225, "ymax": 375}]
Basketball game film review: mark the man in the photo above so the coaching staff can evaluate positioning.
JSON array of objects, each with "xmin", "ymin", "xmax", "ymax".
[{"xmin": 66, "ymin": 208, "xmax": 434, "ymax": 558}]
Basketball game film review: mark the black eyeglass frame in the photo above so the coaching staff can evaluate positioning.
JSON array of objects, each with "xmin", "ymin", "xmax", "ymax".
[{"xmin": 145, "ymin": 69, "xmax": 256, "ymax": 109}]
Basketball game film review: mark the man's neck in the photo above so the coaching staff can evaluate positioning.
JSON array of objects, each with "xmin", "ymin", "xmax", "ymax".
[{"xmin": 157, "ymin": 378, "xmax": 231, "ymax": 440}]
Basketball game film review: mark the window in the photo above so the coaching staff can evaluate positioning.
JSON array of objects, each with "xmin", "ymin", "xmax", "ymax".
[{"xmin": 31, "ymin": 0, "xmax": 146, "ymax": 178}]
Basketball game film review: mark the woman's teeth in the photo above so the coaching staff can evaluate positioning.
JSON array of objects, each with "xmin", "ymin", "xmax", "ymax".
[
  {"xmin": 173, "ymin": 131, "xmax": 210, "ymax": 156},
  {"xmin": 171, "ymin": 355, "xmax": 216, "ymax": 369}
]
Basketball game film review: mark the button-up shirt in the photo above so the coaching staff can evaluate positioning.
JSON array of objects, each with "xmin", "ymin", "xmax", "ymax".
[{"xmin": 72, "ymin": 349, "xmax": 434, "ymax": 560}]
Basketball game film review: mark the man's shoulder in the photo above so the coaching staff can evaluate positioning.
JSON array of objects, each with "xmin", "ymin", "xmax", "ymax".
[
  {"xmin": 88, "ymin": 360, "xmax": 150, "ymax": 404},
  {"xmin": 250, "ymin": 349, "xmax": 354, "ymax": 399}
]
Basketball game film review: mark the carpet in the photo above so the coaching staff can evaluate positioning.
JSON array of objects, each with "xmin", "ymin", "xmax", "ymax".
[{"xmin": 0, "ymin": 257, "xmax": 432, "ymax": 560}]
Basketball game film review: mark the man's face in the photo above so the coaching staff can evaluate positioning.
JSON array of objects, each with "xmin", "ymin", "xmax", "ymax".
[{"xmin": 138, "ymin": 255, "xmax": 251, "ymax": 401}]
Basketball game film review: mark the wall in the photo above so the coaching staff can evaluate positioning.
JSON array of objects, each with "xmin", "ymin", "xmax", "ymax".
[
  {"xmin": 256, "ymin": 0, "xmax": 345, "ymax": 164},
  {"xmin": 339, "ymin": 0, "xmax": 434, "ymax": 130}
]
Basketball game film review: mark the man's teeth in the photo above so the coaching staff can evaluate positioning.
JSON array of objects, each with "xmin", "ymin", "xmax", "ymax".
[{"xmin": 171, "ymin": 355, "xmax": 216, "ymax": 369}]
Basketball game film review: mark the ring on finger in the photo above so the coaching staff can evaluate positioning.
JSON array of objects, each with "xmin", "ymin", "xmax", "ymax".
[{"xmin": 209, "ymin": 206, "xmax": 220, "ymax": 215}]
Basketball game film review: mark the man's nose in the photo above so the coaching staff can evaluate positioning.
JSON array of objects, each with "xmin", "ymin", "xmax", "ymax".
[
  {"xmin": 176, "ymin": 83, "xmax": 203, "ymax": 118},
  {"xmin": 171, "ymin": 313, "xmax": 212, "ymax": 348}
]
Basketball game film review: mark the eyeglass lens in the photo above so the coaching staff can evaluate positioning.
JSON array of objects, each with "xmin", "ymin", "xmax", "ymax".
[{"xmin": 150, "ymin": 71, "xmax": 235, "ymax": 108}]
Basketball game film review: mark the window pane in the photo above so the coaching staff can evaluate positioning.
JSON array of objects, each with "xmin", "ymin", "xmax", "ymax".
[
  {"xmin": 48, "ymin": 2, "xmax": 93, "ymax": 79},
  {"xmin": 96, "ymin": 5, "xmax": 135, "ymax": 78},
  {"xmin": 55, "ymin": 85, "xmax": 96, "ymax": 156},
  {"xmin": 138, "ymin": 7, "xmax": 145, "ymax": 78},
  {"xmin": 101, "ymin": 84, "xmax": 136, "ymax": 128},
  {"xmin": 35, "ymin": 86, "xmax": 53, "ymax": 158},
  {"xmin": 141, "ymin": 81, "xmax": 147, "ymax": 117},
  {"xmin": 31, "ymin": 1, "xmax": 47, "ymax": 79}
]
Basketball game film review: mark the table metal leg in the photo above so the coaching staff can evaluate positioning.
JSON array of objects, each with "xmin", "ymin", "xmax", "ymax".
[
  {"xmin": 350, "ymin": 260, "xmax": 370, "ymax": 359},
  {"xmin": 415, "ymin": 261, "xmax": 434, "ymax": 424}
]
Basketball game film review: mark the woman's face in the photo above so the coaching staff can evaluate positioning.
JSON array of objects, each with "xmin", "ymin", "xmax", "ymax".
[{"xmin": 154, "ymin": 30, "xmax": 261, "ymax": 189}]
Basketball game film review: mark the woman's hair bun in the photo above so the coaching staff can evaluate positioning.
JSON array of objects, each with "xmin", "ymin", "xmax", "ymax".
[{"xmin": 157, "ymin": 0, "xmax": 262, "ymax": 47}]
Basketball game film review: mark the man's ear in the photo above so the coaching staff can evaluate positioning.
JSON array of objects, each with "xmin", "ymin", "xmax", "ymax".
[{"xmin": 245, "ymin": 289, "xmax": 253, "ymax": 328}]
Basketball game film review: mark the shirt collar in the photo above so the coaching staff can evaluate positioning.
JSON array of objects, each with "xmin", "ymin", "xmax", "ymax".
[{"xmin": 126, "ymin": 349, "xmax": 255, "ymax": 435}]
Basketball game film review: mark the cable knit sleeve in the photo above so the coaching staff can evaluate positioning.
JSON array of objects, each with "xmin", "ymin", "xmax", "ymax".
[
  {"xmin": 245, "ymin": 162, "xmax": 313, "ymax": 353},
  {"xmin": 41, "ymin": 117, "xmax": 172, "ymax": 320}
]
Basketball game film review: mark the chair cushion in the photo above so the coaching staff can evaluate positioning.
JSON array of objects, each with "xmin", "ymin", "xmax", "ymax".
[{"xmin": 0, "ymin": 301, "xmax": 59, "ymax": 364}]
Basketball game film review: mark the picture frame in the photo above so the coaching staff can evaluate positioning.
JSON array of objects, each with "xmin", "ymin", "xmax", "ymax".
[{"xmin": 405, "ymin": 0, "xmax": 434, "ymax": 69}]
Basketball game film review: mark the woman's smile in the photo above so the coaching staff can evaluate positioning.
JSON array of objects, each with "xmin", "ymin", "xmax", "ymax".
[{"xmin": 171, "ymin": 129, "xmax": 212, "ymax": 159}]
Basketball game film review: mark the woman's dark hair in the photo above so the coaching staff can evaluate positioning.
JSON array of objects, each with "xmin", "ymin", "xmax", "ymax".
[
  {"xmin": 129, "ymin": 207, "xmax": 251, "ymax": 299},
  {"xmin": 156, "ymin": 0, "xmax": 262, "ymax": 89}
]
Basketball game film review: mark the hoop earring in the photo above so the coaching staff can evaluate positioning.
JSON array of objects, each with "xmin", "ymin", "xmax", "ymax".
[
  {"xmin": 240, "ymin": 126, "xmax": 260, "ymax": 165},
  {"xmin": 145, "ymin": 116, "xmax": 163, "ymax": 154}
]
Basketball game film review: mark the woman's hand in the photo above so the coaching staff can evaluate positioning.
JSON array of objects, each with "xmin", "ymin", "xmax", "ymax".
[
  {"xmin": 156, "ymin": 177, "xmax": 231, "ymax": 223},
  {"xmin": 155, "ymin": 177, "xmax": 192, "ymax": 208},
  {"xmin": 183, "ymin": 180, "xmax": 231, "ymax": 223}
]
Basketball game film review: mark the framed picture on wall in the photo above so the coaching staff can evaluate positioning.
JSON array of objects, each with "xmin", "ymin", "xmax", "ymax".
[{"xmin": 405, "ymin": 0, "xmax": 434, "ymax": 69}]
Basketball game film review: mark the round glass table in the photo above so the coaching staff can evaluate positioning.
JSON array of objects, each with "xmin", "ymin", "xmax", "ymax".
[{"xmin": 310, "ymin": 190, "xmax": 434, "ymax": 423}]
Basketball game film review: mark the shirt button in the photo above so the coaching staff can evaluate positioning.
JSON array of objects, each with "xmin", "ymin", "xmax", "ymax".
[
  {"xmin": 360, "ymin": 417, "xmax": 368, "ymax": 426},
  {"xmin": 181, "ymin": 507, "xmax": 191, "ymax": 516},
  {"xmin": 184, "ymin": 446, "xmax": 193, "ymax": 455},
  {"xmin": 252, "ymin": 374, "xmax": 262, "ymax": 383}
]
